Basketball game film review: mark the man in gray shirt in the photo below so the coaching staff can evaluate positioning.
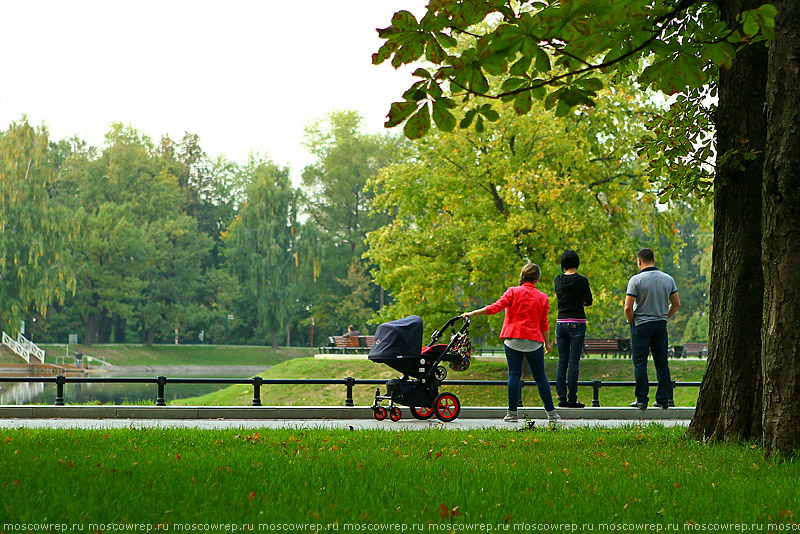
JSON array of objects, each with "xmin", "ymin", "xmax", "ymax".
[{"xmin": 623, "ymin": 248, "xmax": 681, "ymax": 409}]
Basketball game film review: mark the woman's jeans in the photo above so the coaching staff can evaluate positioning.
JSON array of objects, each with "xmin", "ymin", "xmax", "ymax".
[
  {"xmin": 556, "ymin": 322, "xmax": 587, "ymax": 403},
  {"xmin": 504, "ymin": 345, "xmax": 555, "ymax": 412}
]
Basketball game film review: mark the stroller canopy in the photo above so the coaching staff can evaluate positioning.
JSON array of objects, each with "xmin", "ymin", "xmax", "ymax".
[{"xmin": 368, "ymin": 315, "xmax": 423, "ymax": 360}]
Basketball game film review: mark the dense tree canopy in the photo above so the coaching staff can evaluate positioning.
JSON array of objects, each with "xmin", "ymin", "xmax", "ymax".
[{"xmin": 367, "ymin": 82, "xmax": 689, "ymax": 339}]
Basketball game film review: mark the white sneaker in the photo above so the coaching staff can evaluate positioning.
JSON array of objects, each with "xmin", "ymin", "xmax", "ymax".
[
  {"xmin": 503, "ymin": 411, "xmax": 518, "ymax": 422},
  {"xmin": 546, "ymin": 409, "xmax": 562, "ymax": 423}
]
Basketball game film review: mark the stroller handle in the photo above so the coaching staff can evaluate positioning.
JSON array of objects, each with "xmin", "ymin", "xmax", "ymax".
[{"xmin": 429, "ymin": 315, "xmax": 469, "ymax": 345}]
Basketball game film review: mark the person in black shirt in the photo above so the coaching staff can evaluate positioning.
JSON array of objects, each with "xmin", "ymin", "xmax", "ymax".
[{"xmin": 554, "ymin": 250, "xmax": 593, "ymax": 408}]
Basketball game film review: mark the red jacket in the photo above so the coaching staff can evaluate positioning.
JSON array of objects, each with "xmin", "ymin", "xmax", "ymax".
[{"xmin": 485, "ymin": 282, "xmax": 550, "ymax": 342}]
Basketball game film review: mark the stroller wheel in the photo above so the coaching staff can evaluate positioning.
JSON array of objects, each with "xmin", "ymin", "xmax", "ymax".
[
  {"xmin": 410, "ymin": 406, "xmax": 435, "ymax": 420},
  {"xmin": 434, "ymin": 366, "xmax": 447, "ymax": 382},
  {"xmin": 374, "ymin": 407, "xmax": 388, "ymax": 421},
  {"xmin": 434, "ymin": 392, "xmax": 461, "ymax": 422},
  {"xmin": 389, "ymin": 407, "xmax": 402, "ymax": 422}
]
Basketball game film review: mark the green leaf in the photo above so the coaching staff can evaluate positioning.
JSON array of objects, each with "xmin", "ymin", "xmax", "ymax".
[
  {"xmin": 638, "ymin": 56, "xmax": 707, "ymax": 95},
  {"xmin": 465, "ymin": 65, "xmax": 490, "ymax": 94},
  {"xmin": 501, "ymin": 77, "xmax": 527, "ymax": 93},
  {"xmin": 426, "ymin": 40, "xmax": 447, "ymax": 64},
  {"xmin": 481, "ymin": 108, "xmax": 500, "ymax": 122},
  {"xmin": 392, "ymin": 42, "xmax": 425, "ymax": 68},
  {"xmin": 555, "ymin": 99, "xmax": 572, "ymax": 117},
  {"xmin": 385, "ymin": 101, "xmax": 420, "ymax": 128},
  {"xmin": 412, "ymin": 68, "xmax": 432, "ymax": 79},
  {"xmin": 482, "ymin": 54, "xmax": 508, "ymax": 76},
  {"xmin": 459, "ymin": 109, "xmax": 478, "ymax": 129},
  {"xmin": 475, "ymin": 115, "xmax": 485, "ymax": 133},
  {"xmin": 544, "ymin": 89, "xmax": 562, "ymax": 110},
  {"xmin": 372, "ymin": 41, "xmax": 397, "ymax": 65},
  {"xmin": 742, "ymin": 15, "xmax": 759, "ymax": 37},
  {"xmin": 509, "ymin": 55, "xmax": 532, "ymax": 76},
  {"xmin": 436, "ymin": 32, "xmax": 458, "ymax": 48},
  {"xmin": 574, "ymin": 78, "xmax": 604, "ymax": 92},
  {"xmin": 402, "ymin": 81, "xmax": 427, "ymax": 101},
  {"xmin": 513, "ymin": 91, "xmax": 533, "ymax": 115},
  {"xmin": 432, "ymin": 100, "xmax": 457, "ymax": 132},
  {"xmin": 403, "ymin": 104, "xmax": 431, "ymax": 140},
  {"xmin": 533, "ymin": 46, "xmax": 551, "ymax": 73},
  {"xmin": 391, "ymin": 10, "xmax": 419, "ymax": 30}
]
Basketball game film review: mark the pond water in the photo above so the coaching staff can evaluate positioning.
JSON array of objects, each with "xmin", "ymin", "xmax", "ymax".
[{"xmin": 0, "ymin": 367, "xmax": 267, "ymax": 405}]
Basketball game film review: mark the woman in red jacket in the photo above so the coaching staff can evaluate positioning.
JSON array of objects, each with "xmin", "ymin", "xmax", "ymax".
[{"xmin": 463, "ymin": 264, "xmax": 561, "ymax": 423}]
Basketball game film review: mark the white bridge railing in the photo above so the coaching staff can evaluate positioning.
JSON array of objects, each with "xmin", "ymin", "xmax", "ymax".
[{"xmin": 1, "ymin": 332, "xmax": 45, "ymax": 364}]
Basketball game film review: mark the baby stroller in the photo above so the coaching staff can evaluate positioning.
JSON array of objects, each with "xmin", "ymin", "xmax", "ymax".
[{"xmin": 368, "ymin": 315, "xmax": 471, "ymax": 422}]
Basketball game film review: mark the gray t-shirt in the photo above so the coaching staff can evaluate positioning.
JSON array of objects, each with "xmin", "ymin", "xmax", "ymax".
[{"xmin": 626, "ymin": 267, "xmax": 678, "ymax": 326}]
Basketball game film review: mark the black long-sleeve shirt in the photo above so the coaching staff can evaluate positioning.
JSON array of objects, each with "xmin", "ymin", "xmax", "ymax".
[{"xmin": 554, "ymin": 273, "xmax": 593, "ymax": 320}]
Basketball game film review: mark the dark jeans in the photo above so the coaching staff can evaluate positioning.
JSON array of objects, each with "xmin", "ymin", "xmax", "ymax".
[
  {"xmin": 504, "ymin": 345, "xmax": 555, "ymax": 412},
  {"xmin": 556, "ymin": 322, "xmax": 586, "ymax": 403},
  {"xmin": 630, "ymin": 320, "xmax": 672, "ymax": 404}
]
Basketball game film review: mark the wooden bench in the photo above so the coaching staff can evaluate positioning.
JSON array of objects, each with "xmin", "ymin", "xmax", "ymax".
[
  {"xmin": 317, "ymin": 335, "xmax": 373, "ymax": 354},
  {"xmin": 681, "ymin": 342, "xmax": 708, "ymax": 358},
  {"xmin": 583, "ymin": 339, "xmax": 629, "ymax": 358}
]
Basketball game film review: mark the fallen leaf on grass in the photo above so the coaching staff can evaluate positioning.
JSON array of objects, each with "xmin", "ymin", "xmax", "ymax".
[{"xmin": 439, "ymin": 503, "xmax": 461, "ymax": 519}]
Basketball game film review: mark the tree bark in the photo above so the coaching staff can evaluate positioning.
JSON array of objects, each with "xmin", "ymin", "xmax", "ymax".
[
  {"xmin": 687, "ymin": 0, "xmax": 767, "ymax": 443},
  {"xmin": 761, "ymin": 0, "xmax": 800, "ymax": 456},
  {"xmin": 84, "ymin": 311, "xmax": 102, "ymax": 346}
]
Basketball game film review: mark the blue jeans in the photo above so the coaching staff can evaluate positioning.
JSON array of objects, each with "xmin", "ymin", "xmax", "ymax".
[
  {"xmin": 630, "ymin": 320, "xmax": 672, "ymax": 404},
  {"xmin": 556, "ymin": 322, "xmax": 586, "ymax": 403},
  {"xmin": 505, "ymin": 345, "xmax": 555, "ymax": 412}
]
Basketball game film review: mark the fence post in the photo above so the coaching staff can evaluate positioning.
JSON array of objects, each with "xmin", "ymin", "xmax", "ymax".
[
  {"xmin": 591, "ymin": 379, "xmax": 601, "ymax": 407},
  {"xmin": 252, "ymin": 376, "xmax": 263, "ymax": 407},
  {"xmin": 156, "ymin": 376, "xmax": 167, "ymax": 406},
  {"xmin": 344, "ymin": 377, "xmax": 356, "ymax": 407},
  {"xmin": 55, "ymin": 375, "xmax": 66, "ymax": 406}
]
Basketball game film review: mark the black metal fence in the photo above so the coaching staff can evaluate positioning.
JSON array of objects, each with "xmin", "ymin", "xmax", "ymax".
[{"xmin": 0, "ymin": 375, "xmax": 701, "ymax": 408}]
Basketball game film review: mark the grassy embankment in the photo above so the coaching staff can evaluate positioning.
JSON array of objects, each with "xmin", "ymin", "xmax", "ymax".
[
  {"xmin": 0, "ymin": 426, "xmax": 796, "ymax": 525},
  {"xmin": 20, "ymin": 344, "xmax": 316, "ymax": 367},
  {"xmin": 173, "ymin": 357, "xmax": 707, "ymax": 407}
]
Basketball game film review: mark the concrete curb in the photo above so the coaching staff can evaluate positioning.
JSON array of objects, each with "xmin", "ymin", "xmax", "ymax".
[{"xmin": 0, "ymin": 405, "xmax": 694, "ymax": 420}]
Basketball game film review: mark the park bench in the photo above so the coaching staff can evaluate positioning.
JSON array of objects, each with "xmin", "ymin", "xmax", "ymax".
[
  {"xmin": 583, "ymin": 338, "xmax": 630, "ymax": 358},
  {"xmin": 682, "ymin": 342, "xmax": 708, "ymax": 358},
  {"xmin": 318, "ymin": 335, "xmax": 374, "ymax": 354}
]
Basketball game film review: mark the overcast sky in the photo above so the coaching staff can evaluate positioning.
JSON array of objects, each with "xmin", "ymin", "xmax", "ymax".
[{"xmin": 0, "ymin": 0, "xmax": 427, "ymax": 181}]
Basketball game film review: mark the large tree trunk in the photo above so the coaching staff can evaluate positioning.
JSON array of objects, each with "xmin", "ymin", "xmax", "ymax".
[
  {"xmin": 761, "ymin": 0, "xmax": 800, "ymax": 456},
  {"xmin": 98, "ymin": 313, "xmax": 112, "ymax": 344},
  {"xmin": 687, "ymin": 0, "xmax": 767, "ymax": 442},
  {"xmin": 84, "ymin": 310, "xmax": 103, "ymax": 346}
]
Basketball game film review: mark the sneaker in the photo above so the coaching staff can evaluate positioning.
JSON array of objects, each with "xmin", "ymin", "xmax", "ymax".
[
  {"xmin": 558, "ymin": 400, "xmax": 569, "ymax": 407},
  {"xmin": 629, "ymin": 401, "xmax": 647, "ymax": 410},
  {"xmin": 546, "ymin": 409, "xmax": 562, "ymax": 423},
  {"xmin": 564, "ymin": 401, "xmax": 585, "ymax": 408},
  {"xmin": 653, "ymin": 401, "xmax": 669, "ymax": 409},
  {"xmin": 503, "ymin": 411, "xmax": 518, "ymax": 422}
]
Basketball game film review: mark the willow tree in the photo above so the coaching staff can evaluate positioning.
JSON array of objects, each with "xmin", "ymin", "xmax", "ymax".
[
  {"xmin": 0, "ymin": 119, "xmax": 74, "ymax": 334},
  {"xmin": 373, "ymin": 0, "xmax": 799, "ymax": 455},
  {"xmin": 226, "ymin": 160, "xmax": 299, "ymax": 348}
]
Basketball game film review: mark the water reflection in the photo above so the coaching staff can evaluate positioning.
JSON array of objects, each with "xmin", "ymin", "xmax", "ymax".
[{"xmin": 0, "ymin": 367, "xmax": 265, "ymax": 405}]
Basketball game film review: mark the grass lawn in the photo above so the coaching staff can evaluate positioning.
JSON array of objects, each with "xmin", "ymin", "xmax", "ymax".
[
  {"xmin": 31, "ymin": 344, "xmax": 316, "ymax": 367},
  {"xmin": 0, "ymin": 426, "xmax": 796, "ymax": 526},
  {"xmin": 172, "ymin": 357, "xmax": 706, "ymax": 408}
]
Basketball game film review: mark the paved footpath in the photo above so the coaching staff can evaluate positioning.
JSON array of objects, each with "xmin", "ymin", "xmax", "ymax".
[
  {"xmin": 0, "ymin": 417, "xmax": 690, "ymax": 431},
  {"xmin": 0, "ymin": 405, "xmax": 693, "ymax": 430}
]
